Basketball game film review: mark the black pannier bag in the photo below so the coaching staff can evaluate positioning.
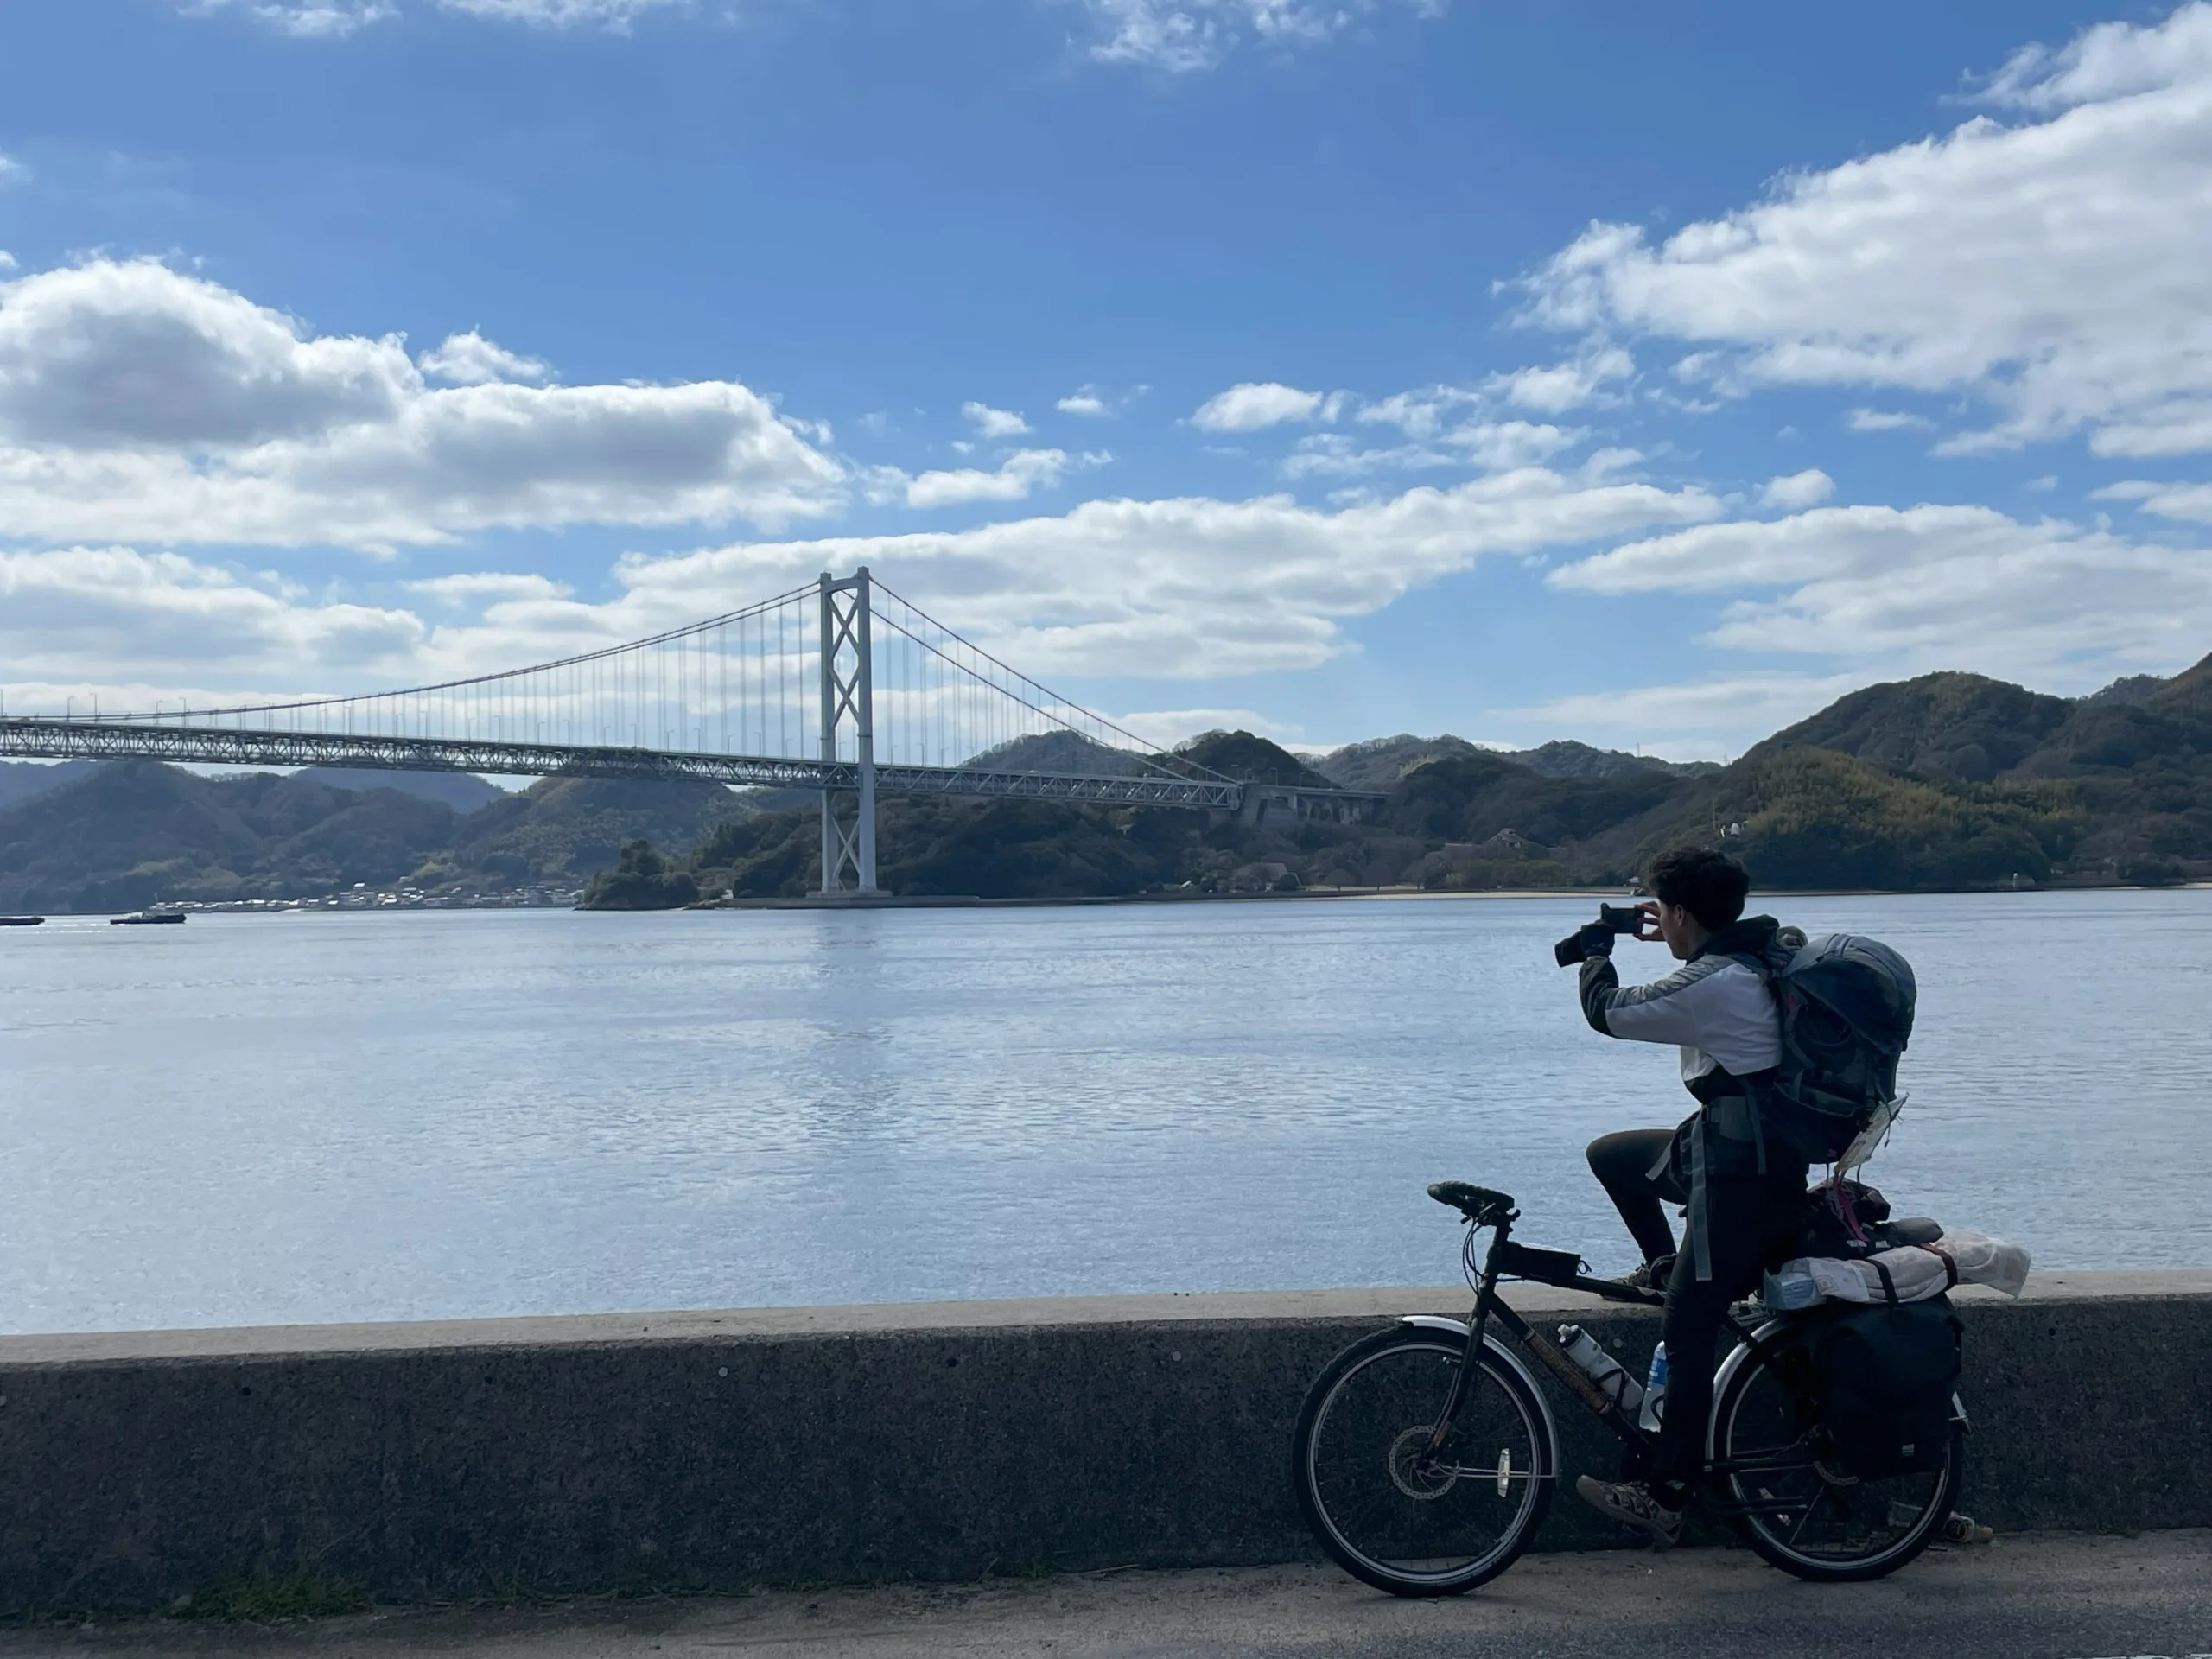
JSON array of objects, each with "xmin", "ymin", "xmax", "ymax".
[{"xmin": 1808, "ymin": 1294, "xmax": 1962, "ymax": 1479}]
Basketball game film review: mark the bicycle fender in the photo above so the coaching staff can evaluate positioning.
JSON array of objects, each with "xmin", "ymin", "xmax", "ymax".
[
  {"xmin": 1397, "ymin": 1315, "xmax": 1562, "ymax": 1478},
  {"xmin": 1707, "ymin": 1317, "xmax": 1792, "ymax": 1463}
]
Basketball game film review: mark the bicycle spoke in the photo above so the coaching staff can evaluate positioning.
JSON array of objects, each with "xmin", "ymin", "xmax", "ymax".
[
  {"xmin": 1784, "ymin": 1486, "xmax": 1827, "ymax": 1548},
  {"xmin": 1718, "ymin": 1334, "xmax": 1956, "ymax": 1580},
  {"xmin": 1300, "ymin": 1335, "xmax": 1547, "ymax": 1591}
]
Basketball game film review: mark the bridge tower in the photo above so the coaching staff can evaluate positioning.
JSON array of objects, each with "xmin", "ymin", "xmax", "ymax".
[{"xmin": 814, "ymin": 567, "xmax": 881, "ymax": 896}]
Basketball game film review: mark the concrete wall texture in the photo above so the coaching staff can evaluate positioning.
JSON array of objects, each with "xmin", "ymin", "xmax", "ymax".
[{"xmin": 0, "ymin": 1272, "xmax": 2207, "ymax": 1613}]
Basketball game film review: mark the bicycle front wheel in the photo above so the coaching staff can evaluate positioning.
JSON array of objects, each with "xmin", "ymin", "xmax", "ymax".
[
  {"xmin": 1292, "ymin": 1326, "xmax": 1554, "ymax": 1597},
  {"xmin": 1713, "ymin": 1334, "xmax": 1961, "ymax": 1583}
]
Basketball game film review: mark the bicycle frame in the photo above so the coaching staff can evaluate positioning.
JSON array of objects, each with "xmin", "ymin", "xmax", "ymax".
[{"xmin": 1402, "ymin": 1202, "xmax": 1816, "ymax": 1507}]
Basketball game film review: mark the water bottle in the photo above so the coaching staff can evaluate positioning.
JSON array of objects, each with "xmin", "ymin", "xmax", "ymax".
[
  {"xmin": 1557, "ymin": 1325, "xmax": 1643, "ymax": 1414},
  {"xmin": 1637, "ymin": 1341, "xmax": 1668, "ymax": 1433}
]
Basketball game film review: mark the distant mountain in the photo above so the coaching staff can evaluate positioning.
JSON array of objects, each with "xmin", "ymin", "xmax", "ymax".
[
  {"xmin": 0, "ymin": 760, "xmax": 97, "ymax": 813},
  {"xmin": 0, "ymin": 761, "xmax": 458, "ymax": 913},
  {"xmin": 1746, "ymin": 671, "xmax": 2075, "ymax": 783},
  {"xmin": 290, "ymin": 766, "xmax": 508, "ymax": 814},
  {"xmin": 0, "ymin": 760, "xmax": 747, "ymax": 912},
  {"xmin": 1312, "ymin": 734, "xmax": 1486, "ymax": 791},
  {"xmin": 414, "ymin": 775, "xmax": 747, "ymax": 890},
  {"xmin": 967, "ymin": 730, "xmax": 1149, "ymax": 776},
  {"xmin": 2081, "ymin": 673, "xmax": 2170, "ymax": 708},
  {"xmin": 1510, "ymin": 740, "xmax": 1720, "ymax": 783},
  {"xmin": 17, "ymin": 652, "xmax": 2212, "ymax": 909},
  {"xmin": 1313, "ymin": 734, "xmax": 1713, "ymax": 791},
  {"xmin": 1176, "ymin": 729, "xmax": 1336, "ymax": 788}
]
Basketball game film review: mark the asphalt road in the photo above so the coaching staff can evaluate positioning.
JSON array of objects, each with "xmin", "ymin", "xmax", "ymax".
[{"xmin": 5, "ymin": 1530, "xmax": 2208, "ymax": 1659}]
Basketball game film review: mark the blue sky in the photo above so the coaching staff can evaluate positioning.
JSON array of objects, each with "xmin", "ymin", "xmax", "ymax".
[{"xmin": 4, "ymin": 0, "xmax": 2212, "ymax": 757}]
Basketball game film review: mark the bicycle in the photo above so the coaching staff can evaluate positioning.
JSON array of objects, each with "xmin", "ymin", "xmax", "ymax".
[{"xmin": 1291, "ymin": 1179, "xmax": 1966, "ymax": 1596}]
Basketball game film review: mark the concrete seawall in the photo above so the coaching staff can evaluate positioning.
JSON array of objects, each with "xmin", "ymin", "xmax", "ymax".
[{"xmin": 1, "ymin": 1272, "xmax": 2207, "ymax": 1613}]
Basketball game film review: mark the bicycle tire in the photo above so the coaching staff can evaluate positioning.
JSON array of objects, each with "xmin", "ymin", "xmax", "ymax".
[
  {"xmin": 1712, "ymin": 1335, "xmax": 1962, "ymax": 1584},
  {"xmin": 1292, "ymin": 1325, "xmax": 1554, "ymax": 1597}
]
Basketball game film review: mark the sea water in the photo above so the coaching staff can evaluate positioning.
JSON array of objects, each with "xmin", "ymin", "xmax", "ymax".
[{"xmin": 0, "ymin": 889, "xmax": 2203, "ymax": 1333}]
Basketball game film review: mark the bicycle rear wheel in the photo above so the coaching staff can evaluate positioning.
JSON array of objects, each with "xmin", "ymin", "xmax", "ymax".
[
  {"xmin": 1713, "ymin": 1332, "xmax": 1961, "ymax": 1583},
  {"xmin": 1292, "ymin": 1326, "xmax": 1553, "ymax": 1597}
]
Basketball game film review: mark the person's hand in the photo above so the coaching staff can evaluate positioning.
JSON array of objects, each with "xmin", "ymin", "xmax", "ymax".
[
  {"xmin": 1633, "ymin": 900, "xmax": 1663, "ymax": 944},
  {"xmin": 1575, "ymin": 920, "xmax": 1617, "ymax": 960}
]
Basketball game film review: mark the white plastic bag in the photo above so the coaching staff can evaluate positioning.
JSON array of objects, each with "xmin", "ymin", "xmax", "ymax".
[
  {"xmin": 1934, "ymin": 1230, "xmax": 2031, "ymax": 1298},
  {"xmin": 1763, "ymin": 1230, "xmax": 2031, "ymax": 1310}
]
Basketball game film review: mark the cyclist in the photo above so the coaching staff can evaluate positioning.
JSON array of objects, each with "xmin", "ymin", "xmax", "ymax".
[{"xmin": 1559, "ymin": 844, "xmax": 1807, "ymax": 1546}]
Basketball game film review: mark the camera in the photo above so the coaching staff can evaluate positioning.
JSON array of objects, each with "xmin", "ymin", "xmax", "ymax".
[{"xmin": 1553, "ymin": 902, "xmax": 1649, "ymax": 967}]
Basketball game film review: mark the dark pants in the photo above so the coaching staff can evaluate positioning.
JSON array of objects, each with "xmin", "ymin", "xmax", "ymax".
[
  {"xmin": 1587, "ymin": 1128, "xmax": 1683, "ymax": 1263},
  {"xmin": 1586, "ymin": 1128, "xmax": 1808, "ymax": 1486}
]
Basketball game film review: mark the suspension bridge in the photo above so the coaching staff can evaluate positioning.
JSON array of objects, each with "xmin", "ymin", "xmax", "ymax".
[{"xmin": 0, "ymin": 569, "xmax": 1372, "ymax": 896}]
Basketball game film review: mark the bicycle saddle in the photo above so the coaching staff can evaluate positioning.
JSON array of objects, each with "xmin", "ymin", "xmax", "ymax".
[{"xmin": 1428, "ymin": 1180, "xmax": 1515, "ymax": 1220}]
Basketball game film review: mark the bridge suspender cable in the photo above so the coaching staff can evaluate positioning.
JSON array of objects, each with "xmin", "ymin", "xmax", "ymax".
[{"xmin": 0, "ymin": 569, "xmax": 1376, "ymax": 894}]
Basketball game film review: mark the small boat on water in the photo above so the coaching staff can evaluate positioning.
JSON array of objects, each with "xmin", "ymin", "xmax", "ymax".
[
  {"xmin": 0, "ymin": 916, "xmax": 42, "ymax": 927},
  {"xmin": 111, "ymin": 910, "xmax": 187, "ymax": 926}
]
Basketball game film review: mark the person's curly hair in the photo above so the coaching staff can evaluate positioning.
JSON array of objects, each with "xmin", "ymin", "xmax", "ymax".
[{"xmin": 1643, "ymin": 845, "xmax": 1750, "ymax": 931}]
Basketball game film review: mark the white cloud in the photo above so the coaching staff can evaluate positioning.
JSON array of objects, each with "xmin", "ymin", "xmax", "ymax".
[
  {"xmin": 1191, "ymin": 381, "xmax": 1343, "ymax": 433},
  {"xmin": 1083, "ymin": 0, "xmax": 1437, "ymax": 73},
  {"xmin": 433, "ymin": 0, "xmax": 690, "ymax": 25},
  {"xmin": 1978, "ymin": 9, "xmax": 2212, "ymax": 111},
  {"xmin": 403, "ymin": 571, "xmax": 574, "ymax": 604},
  {"xmin": 1487, "ymin": 345, "xmax": 1634, "ymax": 414},
  {"xmin": 186, "ymin": 0, "xmax": 397, "ymax": 35},
  {"xmin": 418, "ymin": 330, "xmax": 551, "ymax": 386},
  {"xmin": 1284, "ymin": 421, "xmax": 1579, "ymax": 479},
  {"xmin": 0, "ymin": 258, "xmax": 844, "ymax": 548},
  {"xmin": 1516, "ymin": 4, "xmax": 2212, "ymax": 456},
  {"xmin": 1499, "ymin": 672, "xmax": 1867, "ymax": 757},
  {"xmin": 1057, "ymin": 384, "xmax": 1141, "ymax": 417},
  {"xmin": 601, "ymin": 468, "xmax": 1720, "ymax": 680},
  {"xmin": 1552, "ymin": 502, "xmax": 2212, "ymax": 689},
  {"xmin": 899, "ymin": 448, "xmax": 1103, "ymax": 510},
  {"xmin": 1759, "ymin": 468, "xmax": 1834, "ymax": 510},
  {"xmin": 0, "ymin": 258, "xmax": 416, "ymax": 448},
  {"xmin": 0, "ymin": 544, "xmax": 425, "ymax": 686},
  {"xmin": 1847, "ymin": 409, "xmax": 1934, "ymax": 434},
  {"xmin": 2094, "ymin": 477, "xmax": 2212, "ymax": 523},
  {"xmin": 1357, "ymin": 385, "xmax": 1480, "ymax": 441},
  {"xmin": 0, "ymin": 156, "xmax": 29, "ymax": 189},
  {"xmin": 1, "ymin": 469, "xmax": 1720, "ymax": 705},
  {"xmin": 1350, "ymin": 385, "xmax": 1588, "ymax": 471},
  {"xmin": 962, "ymin": 401, "xmax": 1031, "ymax": 439}
]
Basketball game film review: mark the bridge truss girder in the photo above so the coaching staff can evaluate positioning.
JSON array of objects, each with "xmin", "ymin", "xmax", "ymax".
[{"xmin": 0, "ymin": 718, "xmax": 1252, "ymax": 810}]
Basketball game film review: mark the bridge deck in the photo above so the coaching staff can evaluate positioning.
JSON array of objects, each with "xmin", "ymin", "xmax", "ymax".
[{"xmin": 0, "ymin": 718, "xmax": 1378, "ymax": 814}]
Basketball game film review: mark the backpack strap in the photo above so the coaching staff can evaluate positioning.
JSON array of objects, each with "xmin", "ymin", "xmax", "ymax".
[
  {"xmin": 1869, "ymin": 1258, "xmax": 1900, "ymax": 1305},
  {"xmin": 1722, "ymin": 949, "xmax": 1783, "ymax": 1176}
]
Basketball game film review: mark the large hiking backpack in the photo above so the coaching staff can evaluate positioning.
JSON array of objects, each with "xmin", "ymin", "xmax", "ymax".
[{"xmin": 1746, "ymin": 932, "xmax": 1918, "ymax": 1166}]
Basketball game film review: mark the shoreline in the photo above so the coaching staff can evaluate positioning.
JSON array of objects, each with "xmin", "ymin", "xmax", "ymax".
[
  {"xmin": 12, "ymin": 881, "xmax": 2209, "ymax": 920},
  {"xmin": 683, "ymin": 879, "xmax": 2212, "ymax": 912}
]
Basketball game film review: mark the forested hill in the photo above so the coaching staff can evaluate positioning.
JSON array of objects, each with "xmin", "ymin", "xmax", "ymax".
[
  {"xmin": 6, "ymin": 656, "xmax": 2211, "ymax": 911},
  {"xmin": 0, "ymin": 762, "xmax": 742, "ymax": 913},
  {"xmin": 592, "ymin": 658, "xmax": 2212, "ymax": 905}
]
